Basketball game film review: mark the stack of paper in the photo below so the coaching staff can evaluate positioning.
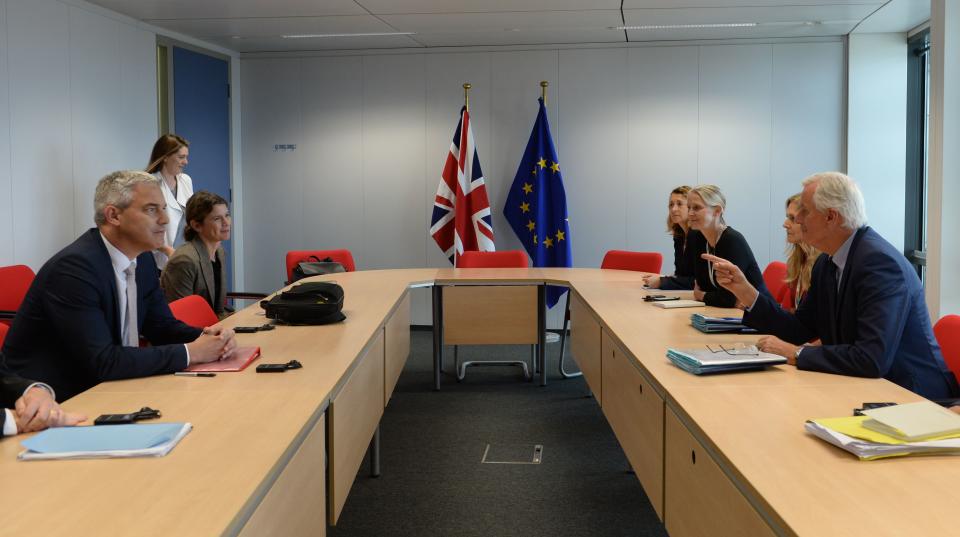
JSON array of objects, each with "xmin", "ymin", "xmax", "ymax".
[
  {"xmin": 666, "ymin": 347, "xmax": 786, "ymax": 375},
  {"xmin": 690, "ymin": 313, "xmax": 757, "ymax": 334},
  {"xmin": 651, "ymin": 299, "xmax": 705, "ymax": 309},
  {"xmin": 861, "ymin": 401, "xmax": 960, "ymax": 441},
  {"xmin": 805, "ymin": 414, "xmax": 960, "ymax": 460},
  {"xmin": 18, "ymin": 423, "xmax": 192, "ymax": 461}
]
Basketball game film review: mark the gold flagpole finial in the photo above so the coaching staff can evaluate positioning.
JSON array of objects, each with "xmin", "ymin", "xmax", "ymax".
[
  {"xmin": 540, "ymin": 80, "xmax": 548, "ymax": 103},
  {"xmin": 463, "ymin": 83, "xmax": 472, "ymax": 111}
]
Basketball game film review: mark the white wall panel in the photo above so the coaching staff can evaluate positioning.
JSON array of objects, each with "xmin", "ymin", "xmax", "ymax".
[
  {"xmin": 299, "ymin": 56, "xmax": 364, "ymax": 269},
  {"xmin": 0, "ymin": 0, "xmax": 12, "ymax": 265},
  {"xmin": 626, "ymin": 46, "xmax": 699, "ymax": 267},
  {"xmin": 698, "ymin": 44, "xmax": 774, "ymax": 269},
  {"xmin": 241, "ymin": 59, "xmax": 303, "ymax": 290},
  {"xmin": 69, "ymin": 6, "xmax": 121, "ymax": 235},
  {"xmin": 7, "ymin": 0, "xmax": 73, "ymax": 269},
  {"xmin": 558, "ymin": 48, "xmax": 629, "ymax": 268},
  {"xmin": 848, "ymin": 33, "xmax": 907, "ymax": 251},
  {"xmin": 361, "ymin": 54, "xmax": 426, "ymax": 270},
  {"xmin": 0, "ymin": 1, "xmax": 159, "ymax": 271},
  {"xmin": 117, "ymin": 23, "xmax": 159, "ymax": 172},
  {"xmin": 770, "ymin": 41, "xmax": 845, "ymax": 261}
]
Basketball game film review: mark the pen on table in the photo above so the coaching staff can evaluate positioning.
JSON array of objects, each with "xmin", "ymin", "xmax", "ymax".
[{"xmin": 174, "ymin": 372, "xmax": 216, "ymax": 377}]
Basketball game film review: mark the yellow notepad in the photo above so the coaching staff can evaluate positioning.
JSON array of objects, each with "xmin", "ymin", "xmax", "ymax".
[{"xmin": 861, "ymin": 401, "xmax": 960, "ymax": 442}]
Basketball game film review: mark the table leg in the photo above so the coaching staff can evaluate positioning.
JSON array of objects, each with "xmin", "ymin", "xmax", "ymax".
[
  {"xmin": 432, "ymin": 284, "xmax": 443, "ymax": 391},
  {"xmin": 539, "ymin": 284, "xmax": 547, "ymax": 386},
  {"xmin": 369, "ymin": 425, "xmax": 381, "ymax": 477}
]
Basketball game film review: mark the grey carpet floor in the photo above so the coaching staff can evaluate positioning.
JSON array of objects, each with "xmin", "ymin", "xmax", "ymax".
[{"xmin": 328, "ymin": 330, "xmax": 669, "ymax": 537}]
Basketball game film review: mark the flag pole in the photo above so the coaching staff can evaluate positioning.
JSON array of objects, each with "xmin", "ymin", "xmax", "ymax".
[
  {"xmin": 540, "ymin": 80, "xmax": 548, "ymax": 103},
  {"xmin": 463, "ymin": 83, "xmax": 471, "ymax": 111}
]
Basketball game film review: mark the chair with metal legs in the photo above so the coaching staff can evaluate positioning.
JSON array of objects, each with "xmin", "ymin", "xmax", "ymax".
[{"xmin": 557, "ymin": 250, "xmax": 663, "ymax": 378}]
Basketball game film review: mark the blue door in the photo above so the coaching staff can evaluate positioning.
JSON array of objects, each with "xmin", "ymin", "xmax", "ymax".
[{"xmin": 172, "ymin": 46, "xmax": 232, "ymax": 289}]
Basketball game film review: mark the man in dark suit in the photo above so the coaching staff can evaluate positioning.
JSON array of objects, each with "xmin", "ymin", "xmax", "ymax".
[
  {"xmin": 2, "ymin": 358, "xmax": 85, "ymax": 435},
  {"xmin": 704, "ymin": 172, "xmax": 957, "ymax": 400},
  {"xmin": 2, "ymin": 171, "xmax": 236, "ymax": 401}
]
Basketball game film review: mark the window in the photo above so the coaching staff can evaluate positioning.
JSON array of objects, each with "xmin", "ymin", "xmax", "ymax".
[{"xmin": 904, "ymin": 29, "xmax": 930, "ymax": 282}]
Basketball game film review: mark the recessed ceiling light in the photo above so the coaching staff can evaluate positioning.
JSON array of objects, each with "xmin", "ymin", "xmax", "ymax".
[
  {"xmin": 614, "ymin": 23, "xmax": 759, "ymax": 30},
  {"xmin": 282, "ymin": 32, "xmax": 416, "ymax": 39}
]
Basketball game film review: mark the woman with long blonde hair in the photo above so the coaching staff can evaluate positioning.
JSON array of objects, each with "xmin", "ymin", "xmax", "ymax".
[{"xmin": 781, "ymin": 193, "xmax": 821, "ymax": 312}]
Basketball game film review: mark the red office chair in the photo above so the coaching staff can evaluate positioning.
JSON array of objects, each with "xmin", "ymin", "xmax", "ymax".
[
  {"xmin": 557, "ymin": 250, "xmax": 665, "ymax": 379},
  {"xmin": 169, "ymin": 295, "xmax": 220, "ymax": 329},
  {"xmin": 600, "ymin": 250, "xmax": 663, "ymax": 273},
  {"xmin": 0, "ymin": 323, "xmax": 8, "ymax": 347},
  {"xmin": 285, "ymin": 249, "xmax": 356, "ymax": 284},
  {"xmin": 0, "ymin": 264, "xmax": 35, "ymax": 326},
  {"xmin": 457, "ymin": 250, "xmax": 529, "ymax": 268},
  {"xmin": 452, "ymin": 250, "xmax": 532, "ymax": 381},
  {"xmin": 762, "ymin": 261, "xmax": 788, "ymax": 307},
  {"xmin": 934, "ymin": 315, "xmax": 960, "ymax": 384}
]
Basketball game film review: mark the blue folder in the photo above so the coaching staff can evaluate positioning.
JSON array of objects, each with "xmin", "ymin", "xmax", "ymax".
[{"xmin": 19, "ymin": 423, "xmax": 191, "ymax": 460}]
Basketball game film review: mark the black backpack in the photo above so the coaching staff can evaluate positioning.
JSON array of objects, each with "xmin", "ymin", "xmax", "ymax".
[
  {"xmin": 290, "ymin": 256, "xmax": 346, "ymax": 283},
  {"xmin": 260, "ymin": 282, "xmax": 346, "ymax": 325}
]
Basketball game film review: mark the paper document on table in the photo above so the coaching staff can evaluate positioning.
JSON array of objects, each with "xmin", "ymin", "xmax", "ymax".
[
  {"xmin": 18, "ymin": 423, "xmax": 192, "ymax": 461},
  {"xmin": 690, "ymin": 313, "xmax": 758, "ymax": 334},
  {"xmin": 861, "ymin": 401, "xmax": 960, "ymax": 442},
  {"xmin": 652, "ymin": 300, "xmax": 704, "ymax": 309},
  {"xmin": 805, "ymin": 418, "xmax": 960, "ymax": 460},
  {"xmin": 666, "ymin": 346, "xmax": 785, "ymax": 375}
]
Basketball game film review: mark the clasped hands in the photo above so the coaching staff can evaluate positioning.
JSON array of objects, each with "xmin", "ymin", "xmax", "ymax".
[{"xmin": 188, "ymin": 325, "xmax": 238, "ymax": 364}]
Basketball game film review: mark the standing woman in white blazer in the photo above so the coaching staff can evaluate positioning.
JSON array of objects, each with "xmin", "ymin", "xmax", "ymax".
[{"xmin": 146, "ymin": 134, "xmax": 195, "ymax": 270}]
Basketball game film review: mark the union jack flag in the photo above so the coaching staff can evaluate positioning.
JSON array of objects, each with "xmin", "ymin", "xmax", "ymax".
[{"xmin": 430, "ymin": 106, "xmax": 495, "ymax": 265}]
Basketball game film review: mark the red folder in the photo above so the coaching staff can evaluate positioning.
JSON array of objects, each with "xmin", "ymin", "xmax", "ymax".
[{"xmin": 185, "ymin": 346, "xmax": 261, "ymax": 372}]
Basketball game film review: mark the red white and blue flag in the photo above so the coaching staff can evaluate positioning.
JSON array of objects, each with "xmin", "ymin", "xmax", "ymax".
[{"xmin": 430, "ymin": 106, "xmax": 495, "ymax": 265}]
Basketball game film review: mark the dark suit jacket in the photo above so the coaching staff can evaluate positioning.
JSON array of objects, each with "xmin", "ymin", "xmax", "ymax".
[
  {"xmin": 689, "ymin": 227, "xmax": 769, "ymax": 307},
  {"xmin": 1, "ymin": 357, "xmax": 34, "ymax": 432},
  {"xmin": 744, "ymin": 226, "xmax": 957, "ymax": 399},
  {"xmin": 161, "ymin": 238, "xmax": 227, "ymax": 315},
  {"xmin": 2, "ymin": 229, "xmax": 202, "ymax": 401}
]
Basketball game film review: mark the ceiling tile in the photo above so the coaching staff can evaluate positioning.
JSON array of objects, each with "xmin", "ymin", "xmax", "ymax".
[
  {"xmin": 413, "ymin": 29, "xmax": 625, "ymax": 47},
  {"xmin": 624, "ymin": 0, "xmax": 879, "ymax": 7},
  {"xmin": 145, "ymin": 15, "xmax": 400, "ymax": 39},
  {"xmin": 623, "ymin": 4, "xmax": 881, "ymax": 27},
  {"xmin": 380, "ymin": 10, "xmax": 623, "ymax": 34},
  {"xmin": 853, "ymin": 0, "xmax": 929, "ymax": 33},
  {"xmin": 357, "ymin": 0, "xmax": 620, "ymax": 14},
  {"xmin": 85, "ymin": 0, "xmax": 367, "ymax": 20},
  {"xmin": 626, "ymin": 20, "xmax": 856, "ymax": 41},
  {"xmin": 205, "ymin": 34, "xmax": 425, "ymax": 54}
]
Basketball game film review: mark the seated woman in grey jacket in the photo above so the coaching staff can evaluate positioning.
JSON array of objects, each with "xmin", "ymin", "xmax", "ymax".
[{"xmin": 161, "ymin": 191, "xmax": 231, "ymax": 317}]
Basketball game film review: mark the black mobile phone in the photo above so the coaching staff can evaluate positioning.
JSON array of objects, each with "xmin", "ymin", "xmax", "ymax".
[
  {"xmin": 256, "ymin": 363, "xmax": 289, "ymax": 373},
  {"xmin": 94, "ymin": 413, "xmax": 137, "ymax": 425},
  {"xmin": 643, "ymin": 295, "xmax": 666, "ymax": 301},
  {"xmin": 648, "ymin": 296, "xmax": 680, "ymax": 302},
  {"xmin": 853, "ymin": 402, "xmax": 897, "ymax": 416}
]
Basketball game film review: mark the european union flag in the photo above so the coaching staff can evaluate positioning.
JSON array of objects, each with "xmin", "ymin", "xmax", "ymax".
[{"xmin": 503, "ymin": 97, "xmax": 571, "ymax": 308}]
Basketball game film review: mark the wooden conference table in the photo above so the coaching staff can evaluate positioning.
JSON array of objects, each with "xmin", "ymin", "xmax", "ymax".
[{"xmin": 0, "ymin": 268, "xmax": 956, "ymax": 537}]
